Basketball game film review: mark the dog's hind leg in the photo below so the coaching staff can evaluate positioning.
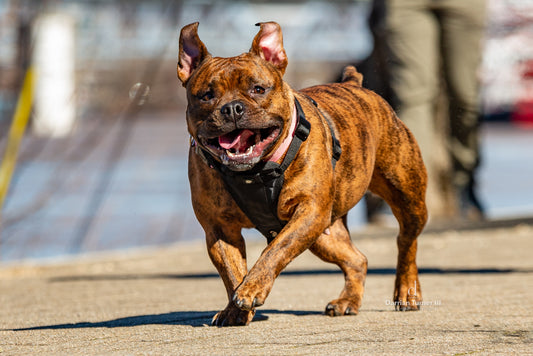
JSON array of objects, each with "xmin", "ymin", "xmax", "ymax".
[
  {"xmin": 369, "ymin": 130, "xmax": 428, "ymax": 311},
  {"xmin": 309, "ymin": 216, "xmax": 368, "ymax": 316}
]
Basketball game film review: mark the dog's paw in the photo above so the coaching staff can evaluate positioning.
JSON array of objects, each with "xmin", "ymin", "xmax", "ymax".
[
  {"xmin": 392, "ymin": 294, "xmax": 421, "ymax": 311},
  {"xmin": 325, "ymin": 298, "xmax": 361, "ymax": 317},
  {"xmin": 212, "ymin": 304, "xmax": 255, "ymax": 327},
  {"xmin": 232, "ymin": 288, "xmax": 265, "ymax": 311},
  {"xmin": 232, "ymin": 277, "xmax": 271, "ymax": 311},
  {"xmin": 393, "ymin": 277, "xmax": 422, "ymax": 311},
  {"xmin": 392, "ymin": 296, "xmax": 421, "ymax": 311}
]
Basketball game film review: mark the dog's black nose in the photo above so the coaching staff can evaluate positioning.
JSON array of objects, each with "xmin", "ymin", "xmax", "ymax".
[{"xmin": 221, "ymin": 101, "xmax": 245, "ymax": 122}]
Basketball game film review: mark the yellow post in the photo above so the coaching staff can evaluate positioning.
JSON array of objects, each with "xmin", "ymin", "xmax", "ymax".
[{"xmin": 0, "ymin": 68, "xmax": 35, "ymax": 216}]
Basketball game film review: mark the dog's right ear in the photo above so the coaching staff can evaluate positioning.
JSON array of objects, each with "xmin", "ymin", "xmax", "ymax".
[{"xmin": 178, "ymin": 22, "xmax": 210, "ymax": 86}]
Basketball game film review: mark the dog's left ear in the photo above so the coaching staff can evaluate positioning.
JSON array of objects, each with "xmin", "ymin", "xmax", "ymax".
[
  {"xmin": 250, "ymin": 22, "xmax": 288, "ymax": 75},
  {"xmin": 178, "ymin": 22, "xmax": 210, "ymax": 86}
]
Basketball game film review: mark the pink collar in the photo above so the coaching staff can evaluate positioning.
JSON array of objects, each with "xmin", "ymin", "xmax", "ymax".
[{"xmin": 268, "ymin": 104, "xmax": 298, "ymax": 163}]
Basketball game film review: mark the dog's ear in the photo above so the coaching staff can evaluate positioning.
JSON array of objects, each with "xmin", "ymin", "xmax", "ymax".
[
  {"xmin": 250, "ymin": 22, "xmax": 288, "ymax": 75},
  {"xmin": 178, "ymin": 22, "xmax": 210, "ymax": 86}
]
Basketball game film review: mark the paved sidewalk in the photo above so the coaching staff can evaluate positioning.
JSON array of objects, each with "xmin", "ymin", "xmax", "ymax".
[{"xmin": 1, "ymin": 226, "xmax": 532, "ymax": 355}]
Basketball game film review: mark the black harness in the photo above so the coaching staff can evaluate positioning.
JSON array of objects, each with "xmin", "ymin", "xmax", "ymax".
[{"xmin": 195, "ymin": 97, "xmax": 341, "ymax": 243}]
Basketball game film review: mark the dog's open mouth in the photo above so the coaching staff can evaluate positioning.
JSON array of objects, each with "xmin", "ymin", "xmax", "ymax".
[{"xmin": 202, "ymin": 127, "xmax": 280, "ymax": 170}]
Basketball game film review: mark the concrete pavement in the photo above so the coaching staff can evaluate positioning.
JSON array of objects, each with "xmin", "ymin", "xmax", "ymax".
[{"xmin": 1, "ymin": 225, "xmax": 532, "ymax": 355}]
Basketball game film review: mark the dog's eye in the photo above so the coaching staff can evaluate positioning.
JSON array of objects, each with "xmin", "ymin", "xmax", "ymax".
[
  {"xmin": 199, "ymin": 90, "xmax": 214, "ymax": 102},
  {"xmin": 252, "ymin": 86, "xmax": 266, "ymax": 95}
]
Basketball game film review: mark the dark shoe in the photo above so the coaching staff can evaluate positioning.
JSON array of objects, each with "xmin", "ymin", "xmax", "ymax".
[{"xmin": 457, "ymin": 182, "xmax": 485, "ymax": 221}]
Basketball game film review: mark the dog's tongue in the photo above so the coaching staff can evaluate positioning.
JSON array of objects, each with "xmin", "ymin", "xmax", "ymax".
[{"xmin": 219, "ymin": 129, "xmax": 255, "ymax": 151}]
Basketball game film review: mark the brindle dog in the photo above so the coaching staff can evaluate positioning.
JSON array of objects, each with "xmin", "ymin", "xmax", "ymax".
[{"xmin": 177, "ymin": 22, "xmax": 427, "ymax": 326}]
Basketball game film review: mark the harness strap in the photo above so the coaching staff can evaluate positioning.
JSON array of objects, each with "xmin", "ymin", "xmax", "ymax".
[
  {"xmin": 306, "ymin": 96, "xmax": 342, "ymax": 168},
  {"xmin": 279, "ymin": 98, "xmax": 310, "ymax": 172}
]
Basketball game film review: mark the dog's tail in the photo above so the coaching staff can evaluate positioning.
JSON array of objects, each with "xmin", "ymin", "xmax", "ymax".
[{"xmin": 341, "ymin": 66, "xmax": 363, "ymax": 87}]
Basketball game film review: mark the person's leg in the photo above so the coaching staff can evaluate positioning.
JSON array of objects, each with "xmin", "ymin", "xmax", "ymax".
[
  {"xmin": 385, "ymin": 0, "xmax": 443, "ymax": 214},
  {"xmin": 438, "ymin": 0, "xmax": 487, "ymax": 218}
]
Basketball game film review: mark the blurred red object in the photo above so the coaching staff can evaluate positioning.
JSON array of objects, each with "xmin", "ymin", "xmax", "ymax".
[
  {"xmin": 512, "ymin": 59, "xmax": 533, "ymax": 127},
  {"xmin": 512, "ymin": 100, "xmax": 533, "ymax": 127}
]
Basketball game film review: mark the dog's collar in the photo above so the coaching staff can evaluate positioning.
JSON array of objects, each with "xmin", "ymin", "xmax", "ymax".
[
  {"xmin": 266, "ymin": 97, "xmax": 311, "ymax": 172},
  {"xmin": 267, "ymin": 102, "xmax": 298, "ymax": 163}
]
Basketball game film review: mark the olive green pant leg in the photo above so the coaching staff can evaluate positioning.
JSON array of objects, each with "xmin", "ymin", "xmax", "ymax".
[
  {"xmin": 439, "ymin": 0, "xmax": 487, "ymax": 187},
  {"xmin": 385, "ymin": 0, "xmax": 449, "ymax": 214},
  {"xmin": 385, "ymin": 0, "xmax": 441, "ymax": 170}
]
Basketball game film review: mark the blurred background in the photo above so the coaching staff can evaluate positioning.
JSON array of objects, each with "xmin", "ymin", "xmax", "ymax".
[{"xmin": 0, "ymin": 0, "xmax": 532, "ymax": 263}]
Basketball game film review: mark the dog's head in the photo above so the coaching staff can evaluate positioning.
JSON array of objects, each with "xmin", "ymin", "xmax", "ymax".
[{"xmin": 177, "ymin": 22, "xmax": 294, "ymax": 171}]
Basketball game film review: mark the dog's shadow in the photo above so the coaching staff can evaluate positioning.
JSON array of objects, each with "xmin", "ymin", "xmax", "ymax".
[{"xmin": 10, "ymin": 309, "xmax": 322, "ymax": 331}]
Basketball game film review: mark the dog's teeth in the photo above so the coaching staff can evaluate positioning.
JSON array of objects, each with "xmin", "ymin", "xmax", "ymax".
[{"xmin": 226, "ymin": 146, "xmax": 254, "ymax": 158}]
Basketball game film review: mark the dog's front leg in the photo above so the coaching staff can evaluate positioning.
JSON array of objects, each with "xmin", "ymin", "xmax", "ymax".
[
  {"xmin": 205, "ymin": 227, "xmax": 254, "ymax": 326},
  {"xmin": 232, "ymin": 203, "xmax": 330, "ymax": 311}
]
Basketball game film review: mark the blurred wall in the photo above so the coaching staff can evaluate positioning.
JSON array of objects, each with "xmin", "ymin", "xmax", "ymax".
[
  {"xmin": 0, "ymin": 0, "xmax": 372, "ymax": 122},
  {"xmin": 2, "ymin": 0, "xmax": 531, "ymax": 124}
]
